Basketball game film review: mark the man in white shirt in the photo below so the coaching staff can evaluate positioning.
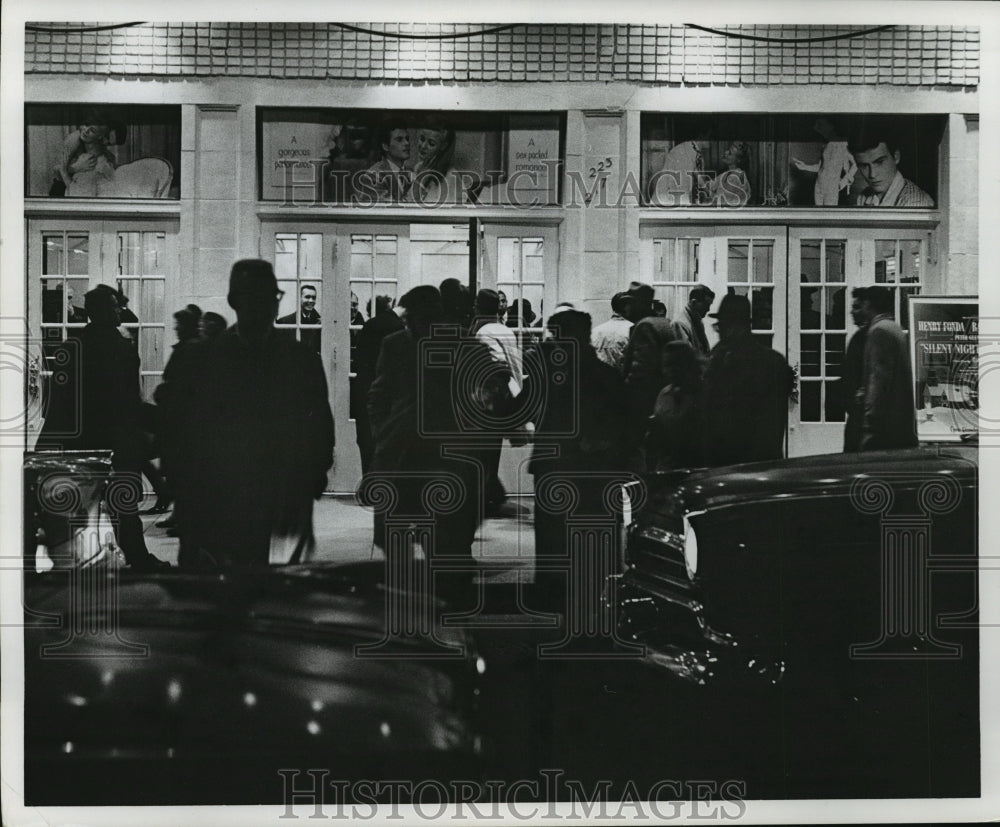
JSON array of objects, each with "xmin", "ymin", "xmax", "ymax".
[
  {"xmin": 472, "ymin": 289, "xmax": 522, "ymax": 514},
  {"xmin": 849, "ymin": 129, "xmax": 934, "ymax": 208},
  {"xmin": 591, "ymin": 291, "xmax": 634, "ymax": 373}
]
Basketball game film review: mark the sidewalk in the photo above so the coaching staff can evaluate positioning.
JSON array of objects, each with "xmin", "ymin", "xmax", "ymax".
[{"xmin": 141, "ymin": 495, "xmax": 536, "ymax": 582}]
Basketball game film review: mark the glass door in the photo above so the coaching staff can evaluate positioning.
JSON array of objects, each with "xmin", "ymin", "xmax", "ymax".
[
  {"xmin": 639, "ymin": 225, "xmax": 788, "ymax": 354},
  {"xmin": 787, "ymin": 228, "xmax": 930, "ymax": 457},
  {"xmin": 262, "ymin": 221, "xmax": 472, "ymax": 492},
  {"xmin": 27, "ymin": 219, "xmax": 177, "ymax": 448},
  {"xmin": 481, "ymin": 226, "xmax": 559, "ymax": 496}
]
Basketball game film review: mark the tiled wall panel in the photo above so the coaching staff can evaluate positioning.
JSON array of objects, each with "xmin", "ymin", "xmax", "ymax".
[{"xmin": 24, "ymin": 23, "xmax": 979, "ymax": 87}]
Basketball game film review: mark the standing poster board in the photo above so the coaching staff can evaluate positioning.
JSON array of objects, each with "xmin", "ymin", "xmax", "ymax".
[{"xmin": 909, "ymin": 296, "xmax": 978, "ymax": 442}]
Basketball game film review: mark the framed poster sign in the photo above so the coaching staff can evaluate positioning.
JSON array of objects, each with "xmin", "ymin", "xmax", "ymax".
[
  {"xmin": 25, "ymin": 104, "xmax": 181, "ymax": 199},
  {"xmin": 909, "ymin": 296, "xmax": 978, "ymax": 442},
  {"xmin": 258, "ymin": 108, "xmax": 563, "ymax": 205}
]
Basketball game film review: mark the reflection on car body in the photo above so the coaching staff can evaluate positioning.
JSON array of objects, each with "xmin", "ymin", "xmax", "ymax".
[
  {"xmin": 617, "ymin": 444, "xmax": 977, "ymax": 687},
  {"xmin": 22, "ymin": 452, "xmax": 482, "ymax": 806}
]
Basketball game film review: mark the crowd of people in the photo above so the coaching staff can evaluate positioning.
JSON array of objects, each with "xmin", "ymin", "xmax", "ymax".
[{"xmin": 37, "ymin": 258, "xmax": 918, "ymax": 589}]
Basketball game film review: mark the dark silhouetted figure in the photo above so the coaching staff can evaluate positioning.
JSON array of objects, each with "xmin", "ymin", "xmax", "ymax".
[
  {"xmin": 517, "ymin": 309, "xmax": 630, "ymax": 609},
  {"xmin": 702, "ymin": 294, "xmax": 795, "ymax": 467},
  {"xmin": 352, "ymin": 294, "xmax": 403, "ymax": 475},
  {"xmin": 856, "ymin": 285, "xmax": 918, "ymax": 450},
  {"xmin": 37, "ymin": 285, "xmax": 167, "ymax": 570},
  {"xmin": 367, "ymin": 286, "xmax": 497, "ymax": 596},
  {"xmin": 646, "ymin": 340, "xmax": 705, "ymax": 470},
  {"xmin": 199, "ymin": 311, "xmax": 228, "ymax": 340},
  {"xmin": 842, "ymin": 287, "xmax": 871, "ymax": 452},
  {"xmin": 161, "ymin": 259, "xmax": 334, "ymax": 567}
]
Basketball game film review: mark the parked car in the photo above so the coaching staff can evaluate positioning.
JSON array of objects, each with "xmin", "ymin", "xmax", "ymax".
[
  {"xmin": 614, "ymin": 443, "xmax": 979, "ymax": 797},
  {"xmin": 22, "ymin": 452, "xmax": 483, "ymax": 806}
]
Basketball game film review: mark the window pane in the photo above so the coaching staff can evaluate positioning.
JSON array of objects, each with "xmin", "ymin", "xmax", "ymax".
[
  {"xmin": 374, "ymin": 246, "xmax": 397, "ymax": 281},
  {"xmin": 825, "ymin": 287, "xmax": 847, "ymax": 330},
  {"xmin": 898, "ymin": 240, "xmax": 921, "ymax": 284},
  {"xmin": 144, "ymin": 279, "xmax": 165, "ymax": 324},
  {"xmin": 66, "ymin": 278, "xmax": 89, "ymax": 323},
  {"xmin": 728, "ymin": 241, "xmax": 749, "ymax": 283},
  {"xmin": 875, "ymin": 240, "xmax": 897, "ymax": 284},
  {"xmin": 497, "ymin": 238, "xmax": 519, "ymax": 282},
  {"xmin": 801, "ymin": 287, "xmax": 821, "ymax": 330},
  {"xmin": 824, "ymin": 382, "xmax": 845, "ymax": 422},
  {"xmin": 275, "ymin": 233, "xmax": 298, "ymax": 278},
  {"xmin": 375, "ymin": 235, "xmax": 397, "ymax": 257},
  {"xmin": 825, "ymin": 333, "xmax": 846, "ymax": 376},
  {"xmin": 67, "ymin": 235, "xmax": 89, "ymax": 276},
  {"xmin": 750, "ymin": 286, "xmax": 773, "ymax": 330},
  {"xmin": 350, "ymin": 235, "xmax": 373, "ymax": 281},
  {"xmin": 800, "ymin": 334, "xmax": 821, "ymax": 376},
  {"xmin": 276, "ymin": 280, "xmax": 298, "ymax": 320},
  {"xmin": 523, "ymin": 247, "xmax": 544, "ymax": 283},
  {"xmin": 299, "ymin": 234, "xmax": 322, "ymax": 281},
  {"xmin": 800, "ymin": 240, "xmax": 821, "ymax": 283},
  {"xmin": 752, "ymin": 241, "xmax": 773, "ymax": 284},
  {"xmin": 42, "ymin": 280, "xmax": 64, "ymax": 323},
  {"xmin": 143, "ymin": 232, "xmax": 166, "ymax": 275},
  {"xmin": 139, "ymin": 327, "xmax": 165, "ymax": 372},
  {"xmin": 800, "ymin": 381, "xmax": 821, "ymax": 422},
  {"xmin": 652, "ymin": 240, "xmax": 670, "ymax": 282},
  {"xmin": 118, "ymin": 232, "xmax": 142, "ymax": 276},
  {"xmin": 826, "ymin": 241, "xmax": 846, "ymax": 283},
  {"xmin": 351, "ymin": 283, "xmax": 373, "ymax": 326},
  {"xmin": 42, "ymin": 234, "xmax": 65, "ymax": 276}
]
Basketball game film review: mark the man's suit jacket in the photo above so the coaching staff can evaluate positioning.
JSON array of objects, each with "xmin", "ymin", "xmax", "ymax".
[
  {"xmin": 861, "ymin": 314, "xmax": 917, "ymax": 450},
  {"xmin": 623, "ymin": 316, "xmax": 677, "ymax": 423}
]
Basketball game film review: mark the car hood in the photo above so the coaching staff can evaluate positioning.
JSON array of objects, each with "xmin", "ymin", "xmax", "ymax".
[
  {"xmin": 25, "ymin": 562, "xmax": 481, "ymax": 763},
  {"xmin": 643, "ymin": 444, "xmax": 977, "ymax": 516}
]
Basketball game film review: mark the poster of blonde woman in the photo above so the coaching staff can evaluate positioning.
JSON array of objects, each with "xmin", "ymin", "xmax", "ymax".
[{"xmin": 26, "ymin": 104, "xmax": 181, "ymax": 198}]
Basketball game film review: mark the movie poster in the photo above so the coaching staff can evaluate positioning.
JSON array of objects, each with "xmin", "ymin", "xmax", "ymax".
[
  {"xmin": 909, "ymin": 296, "xmax": 978, "ymax": 441},
  {"xmin": 25, "ymin": 104, "xmax": 181, "ymax": 199}
]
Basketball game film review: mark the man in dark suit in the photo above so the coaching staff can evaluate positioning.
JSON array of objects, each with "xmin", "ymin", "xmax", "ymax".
[
  {"xmin": 702, "ymin": 294, "xmax": 795, "ymax": 467},
  {"xmin": 367, "ymin": 286, "xmax": 497, "ymax": 592},
  {"xmin": 38, "ymin": 285, "xmax": 167, "ymax": 570},
  {"xmin": 161, "ymin": 260, "xmax": 334, "ymax": 568},
  {"xmin": 842, "ymin": 287, "xmax": 871, "ymax": 451},
  {"xmin": 857, "ymin": 285, "xmax": 918, "ymax": 450},
  {"xmin": 276, "ymin": 283, "xmax": 321, "ymax": 353},
  {"xmin": 352, "ymin": 294, "xmax": 404, "ymax": 475}
]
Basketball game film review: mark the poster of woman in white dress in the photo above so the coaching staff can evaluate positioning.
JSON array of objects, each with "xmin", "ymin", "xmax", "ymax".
[{"xmin": 26, "ymin": 104, "xmax": 181, "ymax": 199}]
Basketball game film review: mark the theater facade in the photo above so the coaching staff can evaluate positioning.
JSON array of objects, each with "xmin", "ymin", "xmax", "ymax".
[{"xmin": 23, "ymin": 22, "xmax": 979, "ymax": 491}]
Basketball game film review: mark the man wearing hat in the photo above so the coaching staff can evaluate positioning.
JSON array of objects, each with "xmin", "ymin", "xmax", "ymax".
[
  {"xmin": 702, "ymin": 292, "xmax": 795, "ymax": 467},
  {"xmin": 160, "ymin": 259, "xmax": 334, "ymax": 567},
  {"xmin": 591, "ymin": 291, "xmax": 634, "ymax": 374}
]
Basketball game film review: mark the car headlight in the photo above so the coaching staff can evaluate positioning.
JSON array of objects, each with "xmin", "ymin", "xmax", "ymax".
[{"xmin": 682, "ymin": 511, "xmax": 705, "ymax": 581}]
